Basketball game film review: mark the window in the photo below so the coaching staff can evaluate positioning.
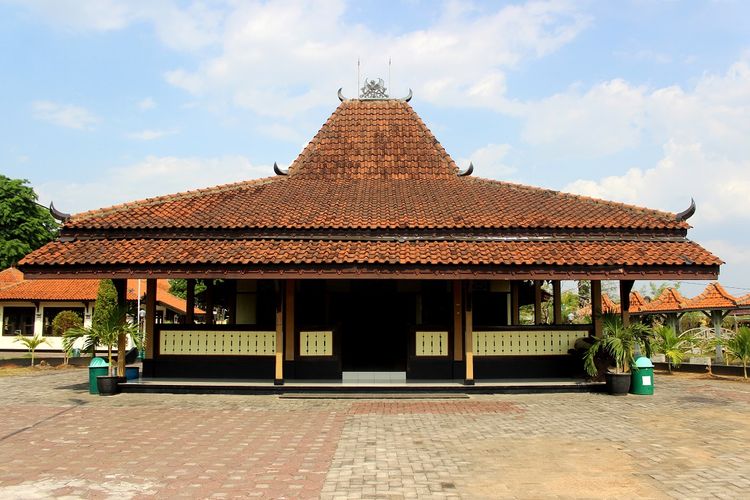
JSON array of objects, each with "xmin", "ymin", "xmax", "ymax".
[
  {"xmin": 2, "ymin": 307, "xmax": 36, "ymax": 336},
  {"xmin": 42, "ymin": 307, "xmax": 84, "ymax": 336}
]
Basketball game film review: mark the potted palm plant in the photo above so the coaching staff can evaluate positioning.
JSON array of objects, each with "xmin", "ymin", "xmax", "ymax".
[
  {"xmin": 63, "ymin": 306, "xmax": 138, "ymax": 395},
  {"xmin": 584, "ymin": 315, "xmax": 652, "ymax": 395}
]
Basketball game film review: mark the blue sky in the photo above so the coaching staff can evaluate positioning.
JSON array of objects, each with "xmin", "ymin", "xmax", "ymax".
[{"xmin": 1, "ymin": 0, "xmax": 749, "ymax": 295}]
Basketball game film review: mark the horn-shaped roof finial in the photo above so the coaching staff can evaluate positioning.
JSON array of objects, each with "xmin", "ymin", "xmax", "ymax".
[
  {"xmin": 675, "ymin": 198, "xmax": 696, "ymax": 222},
  {"xmin": 49, "ymin": 202, "xmax": 71, "ymax": 222},
  {"xmin": 458, "ymin": 162, "xmax": 474, "ymax": 177},
  {"xmin": 273, "ymin": 162, "xmax": 288, "ymax": 176}
]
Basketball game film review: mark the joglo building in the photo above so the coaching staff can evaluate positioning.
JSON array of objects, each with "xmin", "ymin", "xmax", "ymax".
[{"xmin": 19, "ymin": 85, "xmax": 721, "ymax": 384}]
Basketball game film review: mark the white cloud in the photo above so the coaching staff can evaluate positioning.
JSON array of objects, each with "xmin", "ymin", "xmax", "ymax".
[
  {"xmin": 156, "ymin": 0, "xmax": 589, "ymax": 117},
  {"xmin": 31, "ymin": 100, "xmax": 98, "ymax": 130},
  {"xmin": 556, "ymin": 58, "xmax": 750, "ymax": 226},
  {"xmin": 459, "ymin": 143, "xmax": 515, "ymax": 179},
  {"xmin": 37, "ymin": 155, "xmax": 270, "ymax": 213},
  {"xmin": 137, "ymin": 97, "xmax": 156, "ymax": 110},
  {"xmin": 125, "ymin": 129, "xmax": 178, "ymax": 141}
]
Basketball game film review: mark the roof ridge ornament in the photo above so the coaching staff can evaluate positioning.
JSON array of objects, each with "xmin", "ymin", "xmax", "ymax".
[
  {"xmin": 49, "ymin": 202, "xmax": 71, "ymax": 222},
  {"xmin": 337, "ymin": 82, "xmax": 412, "ymax": 102},
  {"xmin": 273, "ymin": 162, "xmax": 288, "ymax": 176},
  {"xmin": 458, "ymin": 162, "xmax": 474, "ymax": 177},
  {"xmin": 675, "ymin": 198, "xmax": 696, "ymax": 222}
]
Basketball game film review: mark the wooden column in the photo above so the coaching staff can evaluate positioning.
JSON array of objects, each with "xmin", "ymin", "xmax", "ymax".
[
  {"xmin": 552, "ymin": 280, "xmax": 563, "ymax": 325},
  {"xmin": 185, "ymin": 279, "xmax": 195, "ymax": 324},
  {"xmin": 284, "ymin": 280, "xmax": 295, "ymax": 362},
  {"xmin": 205, "ymin": 281, "xmax": 214, "ymax": 325},
  {"xmin": 112, "ymin": 279, "xmax": 127, "ymax": 377},
  {"xmin": 145, "ymin": 279, "xmax": 156, "ymax": 359},
  {"xmin": 619, "ymin": 280, "xmax": 634, "ymax": 327},
  {"xmin": 274, "ymin": 282, "xmax": 284, "ymax": 385},
  {"xmin": 464, "ymin": 282, "xmax": 474, "ymax": 385},
  {"xmin": 534, "ymin": 280, "xmax": 543, "ymax": 325},
  {"xmin": 591, "ymin": 280, "xmax": 603, "ymax": 338},
  {"xmin": 452, "ymin": 281, "xmax": 463, "ymax": 362},
  {"xmin": 510, "ymin": 281, "xmax": 520, "ymax": 325}
]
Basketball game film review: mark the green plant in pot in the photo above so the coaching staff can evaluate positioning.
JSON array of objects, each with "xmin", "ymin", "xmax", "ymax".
[
  {"xmin": 63, "ymin": 306, "xmax": 138, "ymax": 395},
  {"xmin": 584, "ymin": 315, "xmax": 652, "ymax": 395}
]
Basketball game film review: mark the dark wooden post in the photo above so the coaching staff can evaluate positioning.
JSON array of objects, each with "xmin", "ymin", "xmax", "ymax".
[
  {"xmin": 112, "ymin": 279, "xmax": 128, "ymax": 377},
  {"xmin": 534, "ymin": 280, "xmax": 543, "ymax": 325},
  {"xmin": 145, "ymin": 279, "xmax": 156, "ymax": 359},
  {"xmin": 464, "ymin": 281, "xmax": 474, "ymax": 385},
  {"xmin": 205, "ymin": 281, "xmax": 214, "ymax": 325},
  {"xmin": 185, "ymin": 279, "xmax": 195, "ymax": 324},
  {"xmin": 284, "ymin": 280, "xmax": 295, "ymax": 362},
  {"xmin": 553, "ymin": 280, "xmax": 563, "ymax": 325},
  {"xmin": 452, "ymin": 281, "xmax": 463, "ymax": 362},
  {"xmin": 274, "ymin": 281, "xmax": 284, "ymax": 385},
  {"xmin": 510, "ymin": 281, "xmax": 520, "ymax": 325},
  {"xmin": 591, "ymin": 280, "xmax": 603, "ymax": 338},
  {"xmin": 619, "ymin": 280, "xmax": 634, "ymax": 327}
]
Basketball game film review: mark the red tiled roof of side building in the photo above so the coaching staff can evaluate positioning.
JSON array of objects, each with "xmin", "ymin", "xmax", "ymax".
[
  {"xmin": 736, "ymin": 293, "xmax": 750, "ymax": 308},
  {"xmin": 0, "ymin": 270, "xmax": 196, "ymax": 313},
  {"xmin": 577, "ymin": 293, "xmax": 620, "ymax": 317},
  {"xmin": 0, "ymin": 268, "xmax": 24, "ymax": 289},
  {"xmin": 62, "ymin": 100, "xmax": 689, "ymax": 232},
  {"xmin": 629, "ymin": 291, "xmax": 647, "ymax": 313},
  {"xmin": 19, "ymin": 238, "xmax": 722, "ymax": 268},
  {"xmin": 640, "ymin": 287, "xmax": 689, "ymax": 313},
  {"xmin": 684, "ymin": 282, "xmax": 738, "ymax": 311}
]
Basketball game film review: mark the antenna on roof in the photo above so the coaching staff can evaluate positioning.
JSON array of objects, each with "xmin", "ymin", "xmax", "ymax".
[
  {"xmin": 357, "ymin": 58, "xmax": 360, "ymax": 100},
  {"xmin": 388, "ymin": 57, "xmax": 392, "ymax": 93}
]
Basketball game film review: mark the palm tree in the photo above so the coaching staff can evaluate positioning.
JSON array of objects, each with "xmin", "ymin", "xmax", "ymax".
[
  {"xmin": 14, "ymin": 335, "xmax": 48, "ymax": 367},
  {"xmin": 63, "ymin": 306, "xmax": 138, "ymax": 376},
  {"xmin": 652, "ymin": 325, "xmax": 694, "ymax": 373},
  {"xmin": 723, "ymin": 327, "xmax": 750, "ymax": 379},
  {"xmin": 584, "ymin": 315, "xmax": 651, "ymax": 376}
]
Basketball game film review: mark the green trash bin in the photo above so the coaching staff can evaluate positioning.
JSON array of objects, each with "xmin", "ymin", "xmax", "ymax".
[
  {"xmin": 630, "ymin": 356, "xmax": 654, "ymax": 395},
  {"xmin": 88, "ymin": 357, "xmax": 109, "ymax": 395}
]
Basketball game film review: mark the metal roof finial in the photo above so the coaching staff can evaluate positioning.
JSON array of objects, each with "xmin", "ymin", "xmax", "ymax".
[{"xmin": 360, "ymin": 77, "xmax": 389, "ymax": 99}]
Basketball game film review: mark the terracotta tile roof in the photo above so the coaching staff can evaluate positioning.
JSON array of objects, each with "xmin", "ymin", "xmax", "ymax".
[
  {"xmin": 629, "ymin": 291, "xmax": 647, "ymax": 313},
  {"xmin": 684, "ymin": 282, "xmax": 738, "ymax": 311},
  {"xmin": 0, "ymin": 268, "xmax": 24, "ymax": 290},
  {"xmin": 63, "ymin": 101, "xmax": 687, "ymax": 232},
  {"xmin": 19, "ymin": 99, "xmax": 719, "ymax": 277},
  {"xmin": 640, "ymin": 287, "xmax": 689, "ymax": 313},
  {"xmin": 0, "ymin": 269, "xmax": 193, "ymax": 312},
  {"xmin": 20, "ymin": 238, "xmax": 721, "ymax": 268},
  {"xmin": 577, "ymin": 293, "xmax": 620, "ymax": 317}
]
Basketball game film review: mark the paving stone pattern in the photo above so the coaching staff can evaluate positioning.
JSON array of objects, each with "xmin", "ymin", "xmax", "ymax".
[{"xmin": 0, "ymin": 369, "xmax": 748, "ymax": 499}]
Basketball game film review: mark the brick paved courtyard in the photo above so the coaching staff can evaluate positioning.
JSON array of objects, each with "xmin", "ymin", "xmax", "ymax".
[{"xmin": 0, "ymin": 369, "xmax": 748, "ymax": 499}]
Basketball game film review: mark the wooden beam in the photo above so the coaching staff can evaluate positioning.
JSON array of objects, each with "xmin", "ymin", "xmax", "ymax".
[
  {"xmin": 591, "ymin": 280, "xmax": 603, "ymax": 338},
  {"xmin": 452, "ymin": 280, "xmax": 463, "ymax": 361},
  {"xmin": 534, "ymin": 280, "xmax": 543, "ymax": 325},
  {"xmin": 510, "ymin": 281, "xmax": 520, "ymax": 326},
  {"xmin": 112, "ymin": 278, "xmax": 127, "ymax": 377},
  {"xmin": 552, "ymin": 280, "xmax": 562, "ymax": 325},
  {"xmin": 145, "ymin": 279, "xmax": 156, "ymax": 359},
  {"xmin": 284, "ymin": 280, "xmax": 295, "ymax": 361},
  {"xmin": 464, "ymin": 281, "xmax": 474, "ymax": 385},
  {"xmin": 619, "ymin": 280, "xmax": 634, "ymax": 327},
  {"xmin": 185, "ymin": 279, "xmax": 195, "ymax": 324},
  {"xmin": 275, "ymin": 282, "xmax": 284, "ymax": 385},
  {"xmin": 226, "ymin": 280, "xmax": 236, "ymax": 325}
]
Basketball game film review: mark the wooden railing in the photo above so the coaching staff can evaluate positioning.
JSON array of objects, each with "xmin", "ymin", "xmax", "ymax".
[
  {"xmin": 156, "ymin": 326, "xmax": 276, "ymax": 356},
  {"xmin": 473, "ymin": 325, "xmax": 591, "ymax": 356}
]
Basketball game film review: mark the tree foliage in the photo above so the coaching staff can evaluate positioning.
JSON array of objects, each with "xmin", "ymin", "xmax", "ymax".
[
  {"xmin": 652, "ymin": 325, "xmax": 694, "ymax": 372},
  {"xmin": 64, "ymin": 306, "xmax": 138, "ymax": 376},
  {"xmin": 723, "ymin": 327, "xmax": 750, "ymax": 379},
  {"xmin": 92, "ymin": 279, "xmax": 119, "ymax": 330},
  {"xmin": 584, "ymin": 315, "xmax": 652, "ymax": 375},
  {"xmin": 168, "ymin": 279, "xmax": 207, "ymax": 300},
  {"xmin": 14, "ymin": 334, "xmax": 48, "ymax": 367},
  {"xmin": 51, "ymin": 310, "xmax": 83, "ymax": 337},
  {"xmin": 0, "ymin": 175, "xmax": 58, "ymax": 268}
]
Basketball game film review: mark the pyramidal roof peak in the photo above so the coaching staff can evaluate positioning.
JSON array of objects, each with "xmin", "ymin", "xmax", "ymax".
[{"xmin": 286, "ymin": 98, "xmax": 461, "ymax": 180}]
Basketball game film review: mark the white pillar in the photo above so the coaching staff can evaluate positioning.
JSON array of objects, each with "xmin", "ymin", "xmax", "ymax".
[{"xmin": 34, "ymin": 304, "xmax": 44, "ymax": 336}]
